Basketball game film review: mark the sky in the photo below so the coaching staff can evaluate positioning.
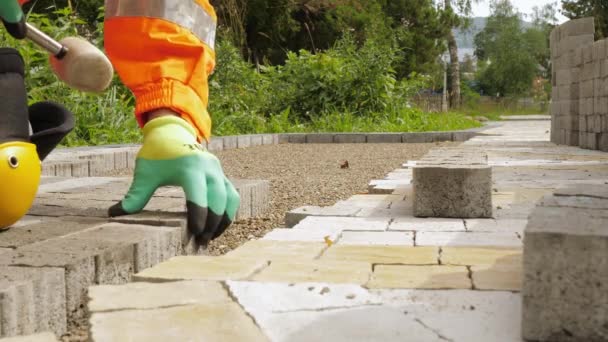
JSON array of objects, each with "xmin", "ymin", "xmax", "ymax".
[{"xmin": 472, "ymin": 0, "xmax": 569, "ymax": 23}]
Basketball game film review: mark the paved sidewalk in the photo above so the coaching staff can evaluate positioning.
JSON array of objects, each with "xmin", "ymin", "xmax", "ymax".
[{"xmin": 83, "ymin": 119, "xmax": 607, "ymax": 341}]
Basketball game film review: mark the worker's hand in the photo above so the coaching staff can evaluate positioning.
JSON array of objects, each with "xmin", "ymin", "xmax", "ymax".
[
  {"xmin": 0, "ymin": 0, "xmax": 26, "ymax": 39},
  {"xmin": 108, "ymin": 115, "xmax": 240, "ymax": 251}
]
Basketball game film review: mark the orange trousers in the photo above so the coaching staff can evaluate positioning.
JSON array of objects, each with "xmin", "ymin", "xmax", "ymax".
[{"xmin": 103, "ymin": 0, "xmax": 217, "ymax": 142}]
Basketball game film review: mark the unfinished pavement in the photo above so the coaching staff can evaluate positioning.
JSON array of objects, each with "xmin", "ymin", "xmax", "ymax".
[
  {"xmin": 73, "ymin": 117, "xmax": 607, "ymax": 342},
  {"xmin": 0, "ymin": 161, "xmax": 270, "ymax": 338}
]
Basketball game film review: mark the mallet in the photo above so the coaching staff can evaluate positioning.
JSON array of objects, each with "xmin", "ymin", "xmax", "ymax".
[{"xmin": 25, "ymin": 23, "xmax": 114, "ymax": 93}]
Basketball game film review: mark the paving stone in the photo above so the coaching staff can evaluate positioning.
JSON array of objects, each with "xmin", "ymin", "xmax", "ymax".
[
  {"xmin": 305, "ymin": 133, "xmax": 334, "ymax": 144},
  {"xmin": 441, "ymin": 247, "xmax": 522, "ymax": 266},
  {"xmin": 464, "ymin": 219, "xmax": 528, "ymax": 233},
  {"xmin": 522, "ymin": 186, "xmax": 608, "ymax": 342},
  {"xmin": 389, "ymin": 217, "xmax": 465, "ymax": 232},
  {"xmin": 413, "ymin": 160, "xmax": 492, "ymax": 218},
  {"xmin": 237, "ymin": 135, "xmax": 251, "ymax": 148},
  {"xmin": 228, "ymin": 282, "xmax": 521, "ymax": 342},
  {"xmin": 228, "ymin": 281, "xmax": 381, "ymax": 312},
  {"xmin": 284, "ymin": 206, "xmax": 361, "ymax": 228},
  {"xmin": 366, "ymin": 133, "xmax": 402, "ymax": 143},
  {"xmin": 333, "ymin": 133, "xmax": 366, "ymax": 143},
  {"xmin": 250, "ymin": 135, "xmax": 263, "ymax": 146},
  {"xmin": 337, "ymin": 231, "xmax": 414, "ymax": 246},
  {"xmin": 452, "ymin": 131, "xmax": 477, "ymax": 142},
  {"xmin": 222, "ymin": 136, "xmax": 237, "ymax": 149},
  {"xmin": 261, "ymin": 134, "xmax": 274, "ymax": 145},
  {"xmin": 37, "ymin": 177, "xmax": 118, "ymax": 194},
  {"xmin": 0, "ymin": 267, "xmax": 66, "ymax": 338},
  {"xmin": 207, "ymin": 137, "xmax": 224, "ymax": 152},
  {"xmin": 368, "ymin": 265, "xmax": 471, "ymax": 289},
  {"xmin": 286, "ymin": 133, "xmax": 306, "ymax": 144},
  {"xmin": 354, "ymin": 206, "xmax": 413, "ymax": 218},
  {"xmin": 0, "ymin": 222, "xmax": 180, "ymax": 323},
  {"xmin": 471, "ymin": 264, "xmax": 521, "ymax": 291},
  {"xmin": 132, "ymin": 256, "xmax": 269, "ymax": 282},
  {"xmin": 0, "ymin": 250, "xmax": 94, "ymax": 321},
  {"xmin": 415, "ymin": 231, "xmax": 522, "ymax": 247},
  {"xmin": 88, "ymin": 280, "xmax": 229, "ymax": 312},
  {"xmin": 0, "ymin": 217, "xmax": 105, "ymax": 249},
  {"xmin": 402, "ymin": 132, "xmax": 433, "ymax": 143},
  {"xmin": 224, "ymin": 240, "xmax": 326, "ymax": 261},
  {"xmin": 0, "ymin": 333, "xmax": 59, "ymax": 342},
  {"xmin": 89, "ymin": 293, "xmax": 267, "ymax": 342},
  {"xmin": 261, "ymin": 228, "xmax": 341, "ymax": 242},
  {"xmin": 321, "ymin": 245, "xmax": 438, "ymax": 265},
  {"xmin": 249, "ymin": 179, "xmax": 270, "ymax": 217},
  {"xmin": 293, "ymin": 216, "xmax": 389, "ymax": 232},
  {"xmin": 65, "ymin": 223, "xmax": 181, "ymax": 273},
  {"xmin": 7, "ymin": 216, "xmax": 41, "ymax": 228},
  {"xmin": 252, "ymin": 260, "xmax": 371, "ymax": 285}
]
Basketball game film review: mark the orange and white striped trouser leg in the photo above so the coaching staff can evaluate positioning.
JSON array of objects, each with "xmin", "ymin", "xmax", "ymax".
[{"xmin": 103, "ymin": 0, "xmax": 217, "ymax": 142}]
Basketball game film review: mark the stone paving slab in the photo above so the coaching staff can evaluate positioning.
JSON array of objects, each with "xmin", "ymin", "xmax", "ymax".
[
  {"xmin": 251, "ymin": 260, "xmax": 372, "ymax": 285},
  {"xmin": 228, "ymin": 282, "xmax": 522, "ymax": 342},
  {"xmin": 0, "ymin": 333, "xmax": 59, "ymax": 342},
  {"xmin": 320, "ymin": 245, "xmax": 438, "ymax": 265},
  {"xmin": 367, "ymin": 265, "xmax": 471, "ymax": 289},
  {"xmin": 88, "ymin": 281, "xmax": 267, "ymax": 342},
  {"xmin": 415, "ymin": 231, "xmax": 522, "ymax": 247},
  {"xmin": 132, "ymin": 256, "xmax": 269, "ymax": 282}
]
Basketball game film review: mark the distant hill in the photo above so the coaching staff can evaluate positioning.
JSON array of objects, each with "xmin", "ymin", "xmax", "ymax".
[{"xmin": 453, "ymin": 17, "xmax": 534, "ymax": 60}]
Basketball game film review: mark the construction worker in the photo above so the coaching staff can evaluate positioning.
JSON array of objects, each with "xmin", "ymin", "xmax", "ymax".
[{"xmin": 1, "ymin": 0, "xmax": 239, "ymax": 251}]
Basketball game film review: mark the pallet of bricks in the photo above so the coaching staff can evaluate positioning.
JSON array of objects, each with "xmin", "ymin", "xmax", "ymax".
[{"xmin": 550, "ymin": 17, "xmax": 608, "ymax": 151}]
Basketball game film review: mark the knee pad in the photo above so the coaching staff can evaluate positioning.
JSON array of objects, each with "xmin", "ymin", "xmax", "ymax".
[{"xmin": 29, "ymin": 101, "xmax": 75, "ymax": 161}]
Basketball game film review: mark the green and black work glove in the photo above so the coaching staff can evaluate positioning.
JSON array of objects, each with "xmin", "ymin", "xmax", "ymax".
[
  {"xmin": 0, "ymin": 0, "xmax": 27, "ymax": 39},
  {"xmin": 108, "ymin": 116, "xmax": 240, "ymax": 250}
]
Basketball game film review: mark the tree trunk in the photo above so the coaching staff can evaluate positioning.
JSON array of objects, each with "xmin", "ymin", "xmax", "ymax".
[{"xmin": 447, "ymin": 29, "xmax": 461, "ymax": 109}]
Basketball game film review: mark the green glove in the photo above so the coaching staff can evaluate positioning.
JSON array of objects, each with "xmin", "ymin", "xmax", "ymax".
[
  {"xmin": 108, "ymin": 116, "xmax": 240, "ymax": 250},
  {"xmin": 0, "ymin": 0, "xmax": 26, "ymax": 39}
]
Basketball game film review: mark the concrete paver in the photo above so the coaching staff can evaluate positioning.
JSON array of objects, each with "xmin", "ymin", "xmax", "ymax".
[{"xmin": 229, "ymin": 282, "xmax": 523, "ymax": 342}]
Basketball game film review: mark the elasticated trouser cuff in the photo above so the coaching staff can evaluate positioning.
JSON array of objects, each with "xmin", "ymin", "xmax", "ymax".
[{"xmin": 133, "ymin": 79, "xmax": 211, "ymax": 142}]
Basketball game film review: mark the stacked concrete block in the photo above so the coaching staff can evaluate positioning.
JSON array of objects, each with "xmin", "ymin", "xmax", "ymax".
[
  {"xmin": 551, "ymin": 17, "xmax": 608, "ymax": 151},
  {"xmin": 550, "ymin": 18, "xmax": 595, "ymax": 146},
  {"xmin": 412, "ymin": 148, "xmax": 492, "ymax": 218},
  {"xmin": 522, "ymin": 184, "xmax": 608, "ymax": 341}
]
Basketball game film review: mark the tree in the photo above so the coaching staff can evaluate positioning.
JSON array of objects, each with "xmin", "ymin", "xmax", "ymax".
[
  {"xmin": 440, "ymin": 0, "xmax": 477, "ymax": 109},
  {"xmin": 377, "ymin": 0, "xmax": 448, "ymax": 78},
  {"xmin": 474, "ymin": 0, "xmax": 540, "ymax": 96},
  {"xmin": 561, "ymin": 0, "xmax": 608, "ymax": 39}
]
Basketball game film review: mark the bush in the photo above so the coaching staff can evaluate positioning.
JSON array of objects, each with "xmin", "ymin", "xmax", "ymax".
[{"xmin": 2, "ymin": 6, "xmax": 479, "ymax": 145}]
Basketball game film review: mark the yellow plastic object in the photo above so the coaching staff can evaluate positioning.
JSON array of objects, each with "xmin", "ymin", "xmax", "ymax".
[{"xmin": 0, "ymin": 141, "xmax": 41, "ymax": 229}]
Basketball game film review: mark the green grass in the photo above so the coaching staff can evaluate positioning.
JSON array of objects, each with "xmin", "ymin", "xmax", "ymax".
[
  {"xmin": 455, "ymin": 100, "xmax": 548, "ymax": 121},
  {"xmin": 211, "ymin": 107, "xmax": 482, "ymax": 136}
]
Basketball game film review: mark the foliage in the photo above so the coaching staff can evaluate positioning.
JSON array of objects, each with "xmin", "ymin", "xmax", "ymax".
[
  {"xmin": 209, "ymin": 34, "xmax": 457, "ymax": 135},
  {"xmin": 561, "ymin": 0, "xmax": 608, "ymax": 39},
  {"xmin": 0, "ymin": 6, "xmax": 139, "ymax": 146},
  {"xmin": 473, "ymin": 0, "xmax": 547, "ymax": 97}
]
